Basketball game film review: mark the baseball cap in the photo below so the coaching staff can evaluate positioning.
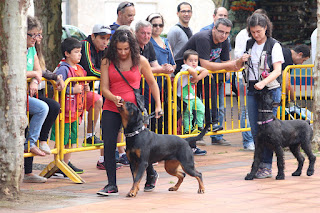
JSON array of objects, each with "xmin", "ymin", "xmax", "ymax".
[{"xmin": 92, "ymin": 24, "xmax": 112, "ymax": 35}]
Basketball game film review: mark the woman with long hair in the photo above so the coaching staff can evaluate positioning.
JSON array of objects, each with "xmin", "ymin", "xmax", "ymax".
[
  {"xmin": 97, "ymin": 28, "xmax": 162, "ymax": 195},
  {"xmin": 239, "ymin": 13, "xmax": 284, "ymax": 179}
]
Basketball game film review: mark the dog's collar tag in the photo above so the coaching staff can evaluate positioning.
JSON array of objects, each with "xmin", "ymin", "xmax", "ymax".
[
  {"xmin": 125, "ymin": 126, "xmax": 146, "ymax": 138},
  {"xmin": 257, "ymin": 118, "xmax": 274, "ymax": 125}
]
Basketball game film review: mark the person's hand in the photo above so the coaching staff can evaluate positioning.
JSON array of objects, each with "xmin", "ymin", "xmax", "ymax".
[
  {"xmin": 162, "ymin": 64, "xmax": 174, "ymax": 74},
  {"xmin": 190, "ymin": 76, "xmax": 199, "ymax": 84},
  {"xmin": 240, "ymin": 53, "xmax": 250, "ymax": 63},
  {"xmin": 73, "ymin": 84, "xmax": 83, "ymax": 93},
  {"xmin": 254, "ymin": 81, "xmax": 266, "ymax": 90},
  {"xmin": 29, "ymin": 80, "xmax": 38, "ymax": 97},
  {"xmin": 155, "ymin": 106, "xmax": 163, "ymax": 118},
  {"xmin": 56, "ymin": 76, "xmax": 65, "ymax": 91},
  {"xmin": 84, "ymin": 83, "xmax": 90, "ymax": 92},
  {"xmin": 226, "ymin": 72, "xmax": 230, "ymax": 81},
  {"xmin": 113, "ymin": 96, "xmax": 123, "ymax": 107},
  {"xmin": 34, "ymin": 71, "xmax": 42, "ymax": 83}
]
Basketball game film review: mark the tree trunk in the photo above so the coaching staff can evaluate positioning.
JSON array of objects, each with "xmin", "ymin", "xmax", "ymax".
[
  {"xmin": 34, "ymin": 0, "xmax": 62, "ymax": 71},
  {"xmin": 0, "ymin": 0, "xmax": 29, "ymax": 199},
  {"xmin": 312, "ymin": 3, "xmax": 320, "ymax": 151}
]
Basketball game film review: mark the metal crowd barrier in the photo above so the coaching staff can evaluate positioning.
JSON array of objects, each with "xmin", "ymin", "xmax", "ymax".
[
  {"xmin": 25, "ymin": 65, "xmax": 314, "ymax": 183},
  {"xmin": 173, "ymin": 69, "xmax": 251, "ymax": 138},
  {"xmin": 281, "ymin": 64, "xmax": 314, "ymax": 122},
  {"xmin": 24, "ymin": 78, "xmax": 60, "ymax": 158}
]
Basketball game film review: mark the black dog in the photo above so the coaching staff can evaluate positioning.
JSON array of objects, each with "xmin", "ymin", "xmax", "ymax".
[
  {"xmin": 118, "ymin": 100, "xmax": 208, "ymax": 197},
  {"xmin": 245, "ymin": 89, "xmax": 316, "ymax": 180}
]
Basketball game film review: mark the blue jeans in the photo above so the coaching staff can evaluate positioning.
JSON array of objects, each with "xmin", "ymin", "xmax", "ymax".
[
  {"xmin": 247, "ymin": 87, "xmax": 281, "ymax": 169},
  {"xmin": 237, "ymin": 79, "xmax": 254, "ymax": 148},
  {"xmin": 25, "ymin": 96, "xmax": 49, "ymax": 149},
  {"xmin": 211, "ymin": 82, "xmax": 224, "ymax": 142}
]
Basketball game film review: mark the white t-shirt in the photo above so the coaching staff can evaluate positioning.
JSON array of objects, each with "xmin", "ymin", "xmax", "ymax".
[
  {"xmin": 177, "ymin": 64, "xmax": 202, "ymax": 99},
  {"xmin": 234, "ymin": 29, "xmax": 249, "ymax": 79},
  {"xmin": 248, "ymin": 42, "xmax": 284, "ymax": 81},
  {"xmin": 311, "ymin": 28, "xmax": 317, "ymax": 64}
]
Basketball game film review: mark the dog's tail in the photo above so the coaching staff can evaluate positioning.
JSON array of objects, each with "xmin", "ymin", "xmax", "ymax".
[{"xmin": 184, "ymin": 124, "xmax": 210, "ymax": 148}]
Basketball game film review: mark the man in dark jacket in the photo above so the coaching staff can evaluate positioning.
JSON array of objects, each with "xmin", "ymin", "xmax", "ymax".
[{"xmin": 79, "ymin": 24, "xmax": 111, "ymax": 170}]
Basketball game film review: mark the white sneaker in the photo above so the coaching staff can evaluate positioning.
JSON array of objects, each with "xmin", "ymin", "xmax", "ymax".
[
  {"xmin": 244, "ymin": 143, "xmax": 255, "ymax": 151},
  {"xmin": 39, "ymin": 143, "xmax": 51, "ymax": 155}
]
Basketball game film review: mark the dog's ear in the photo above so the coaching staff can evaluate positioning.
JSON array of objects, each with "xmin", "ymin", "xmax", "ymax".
[{"xmin": 273, "ymin": 102, "xmax": 281, "ymax": 107}]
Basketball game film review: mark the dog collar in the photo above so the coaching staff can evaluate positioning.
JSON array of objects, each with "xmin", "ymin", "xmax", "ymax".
[
  {"xmin": 257, "ymin": 118, "xmax": 274, "ymax": 125},
  {"xmin": 125, "ymin": 126, "xmax": 146, "ymax": 138}
]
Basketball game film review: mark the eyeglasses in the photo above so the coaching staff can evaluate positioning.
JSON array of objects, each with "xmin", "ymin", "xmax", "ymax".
[
  {"xmin": 152, "ymin": 24, "xmax": 164, "ymax": 28},
  {"xmin": 117, "ymin": 2, "xmax": 134, "ymax": 12},
  {"xmin": 27, "ymin": 33, "xmax": 41, "ymax": 39},
  {"xmin": 216, "ymin": 29, "xmax": 230, "ymax": 36},
  {"xmin": 180, "ymin": 10, "xmax": 192, "ymax": 14}
]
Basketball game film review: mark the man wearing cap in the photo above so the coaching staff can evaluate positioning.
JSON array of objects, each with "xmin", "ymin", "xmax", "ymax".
[
  {"xmin": 109, "ymin": 1, "xmax": 135, "ymax": 33},
  {"xmin": 80, "ymin": 24, "xmax": 111, "ymax": 77},
  {"xmin": 79, "ymin": 24, "xmax": 111, "ymax": 169}
]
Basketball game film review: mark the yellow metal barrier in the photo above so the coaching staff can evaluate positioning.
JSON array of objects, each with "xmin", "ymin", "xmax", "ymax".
[
  {"xmin": 281, "ymin": 64, "xmax": 314, "ymax": 122},
  {"xmin": 49, "ymin": 74, "xmax": 172, "ymax": 183},
  {"xmin": 173, "ymin": 69, "xmax": 251, "ymax": 138},
  {"xmin": 142, "ymin": 73, "xmax": 172, "ymax": 135},
  {"xmin": 24, "ymin": 78, "xmax": 60, "ymax": 158}
]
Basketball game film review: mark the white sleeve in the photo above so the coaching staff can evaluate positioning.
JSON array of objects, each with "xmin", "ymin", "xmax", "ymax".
[
  {"xmin": 271, "ymin": 43, "xmax": 284, "ymax": 65},
  {"xmin": 181, "ymin": 64, "xmax": 190, "ymax": 71},
  {"xmin": 234, "ymin": 29, "xmax": 250, "ymax": 59},
  {"xmin": 311, "ymin": 28, "xmax": 317, "ymax": 64}
]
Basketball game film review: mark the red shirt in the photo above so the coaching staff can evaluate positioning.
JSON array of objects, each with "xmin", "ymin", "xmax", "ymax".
[{"xmin": 103, "ymin": 62, "xmax": 141, "ymax": 113}]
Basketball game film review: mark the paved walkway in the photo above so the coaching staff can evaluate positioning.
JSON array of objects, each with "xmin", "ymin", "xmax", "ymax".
[{"xmin": 3, "ymin": 132, "xmax": 320, "ymax": 213}]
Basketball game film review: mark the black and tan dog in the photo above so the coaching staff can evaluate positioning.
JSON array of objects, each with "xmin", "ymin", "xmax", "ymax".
[
  {"xmin": 245, "ymin": 89, "xmax": 316, "ymax": 180},
  {"xmin": 118, "ymin": 100, "xmax": 208, "ymax": 197}
]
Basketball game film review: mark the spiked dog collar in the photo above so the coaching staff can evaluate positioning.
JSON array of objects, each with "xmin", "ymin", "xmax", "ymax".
[
  {"xmin": 257, "ymin": 118, "xmax": 274, "ymax": 125},
  {"xmin": 125, "ymin": 126, "xmax": 146, "ymax": 138}
]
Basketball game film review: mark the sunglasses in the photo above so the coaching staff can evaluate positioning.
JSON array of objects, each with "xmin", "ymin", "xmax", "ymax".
[
  {"xmin": 27, "ymin": 33, "xmax": 41, "ymax": 39},
  {"xmin": 117, "ymin": 2, "xmax": 134, "ymax": 12},
  {"xmin": 152, "ymin": 24, "xmax": 164, "ymax": 28}
]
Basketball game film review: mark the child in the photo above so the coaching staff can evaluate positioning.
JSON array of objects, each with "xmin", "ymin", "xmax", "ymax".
[
  {"xmin": 51, "ymin": 37, "xmax": 102, "ymax": 176},
  {"xmin": 177, "ymin": 50, "xmax": 208, "ymax": 156},
  {"xmin": 177, "ymin": 49, "xmax": 208, "ymax": 134}
]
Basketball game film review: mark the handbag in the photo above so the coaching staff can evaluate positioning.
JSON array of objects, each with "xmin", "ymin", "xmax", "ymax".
[{"xmin": 114, "ymin": 64, "xmax": 145, "ymax": 112}]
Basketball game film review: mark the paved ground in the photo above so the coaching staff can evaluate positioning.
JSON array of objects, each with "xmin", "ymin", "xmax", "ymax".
[{"xmin": 2, "ymin": 132, "xmax": 320, "ymax": 213}]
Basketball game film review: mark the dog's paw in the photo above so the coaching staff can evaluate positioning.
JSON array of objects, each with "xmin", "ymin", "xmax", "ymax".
[
  {"xmin": 307, "ymin": 169, "xmax": 314, "ymax": 176},
  {"xmin": 168, "ymin": 186, "xmax": 178, "ymax": 191},
  {"xmin": 276, "ymin": 174, "xmax": 285, "ymax": 180},
  {"xmin": 292, "ymin": 171, "xmax": 301, "ymax": 176},
  {"xmin": 126, "ymin": 191, "xmax": 137, "ymax": 197},
  {"xmin": 245, "ymin": 173, "xmax": 254, "ymax": 180},
  {"xmin": 197, "ymin": 188, "xmax": 205, "ymax": 194}
]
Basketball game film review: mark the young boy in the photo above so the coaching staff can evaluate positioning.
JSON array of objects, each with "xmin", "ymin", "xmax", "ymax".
[
  {"xmin": 51, "ymin": 37, "xmax": 102, "ymax": 176},
  {"xmin": 177, "ymin": 49, "xmax": 208, "ymax": 155}
]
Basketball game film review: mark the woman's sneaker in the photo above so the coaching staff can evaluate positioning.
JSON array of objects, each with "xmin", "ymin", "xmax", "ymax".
[
  {"xmin": 255, "ymin": 168, "xmax": 272, "ymax": 179},
  {"xmin": 97, "ymin": 184, "xmax": 119, "ymax": 196},
  {"xmin": 118, "ymin": 154, "xmax": 130, "ymax": 166},
  {"xmin": 144, "ymin": 172, "xmax": 159, "ymax": 192}
]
